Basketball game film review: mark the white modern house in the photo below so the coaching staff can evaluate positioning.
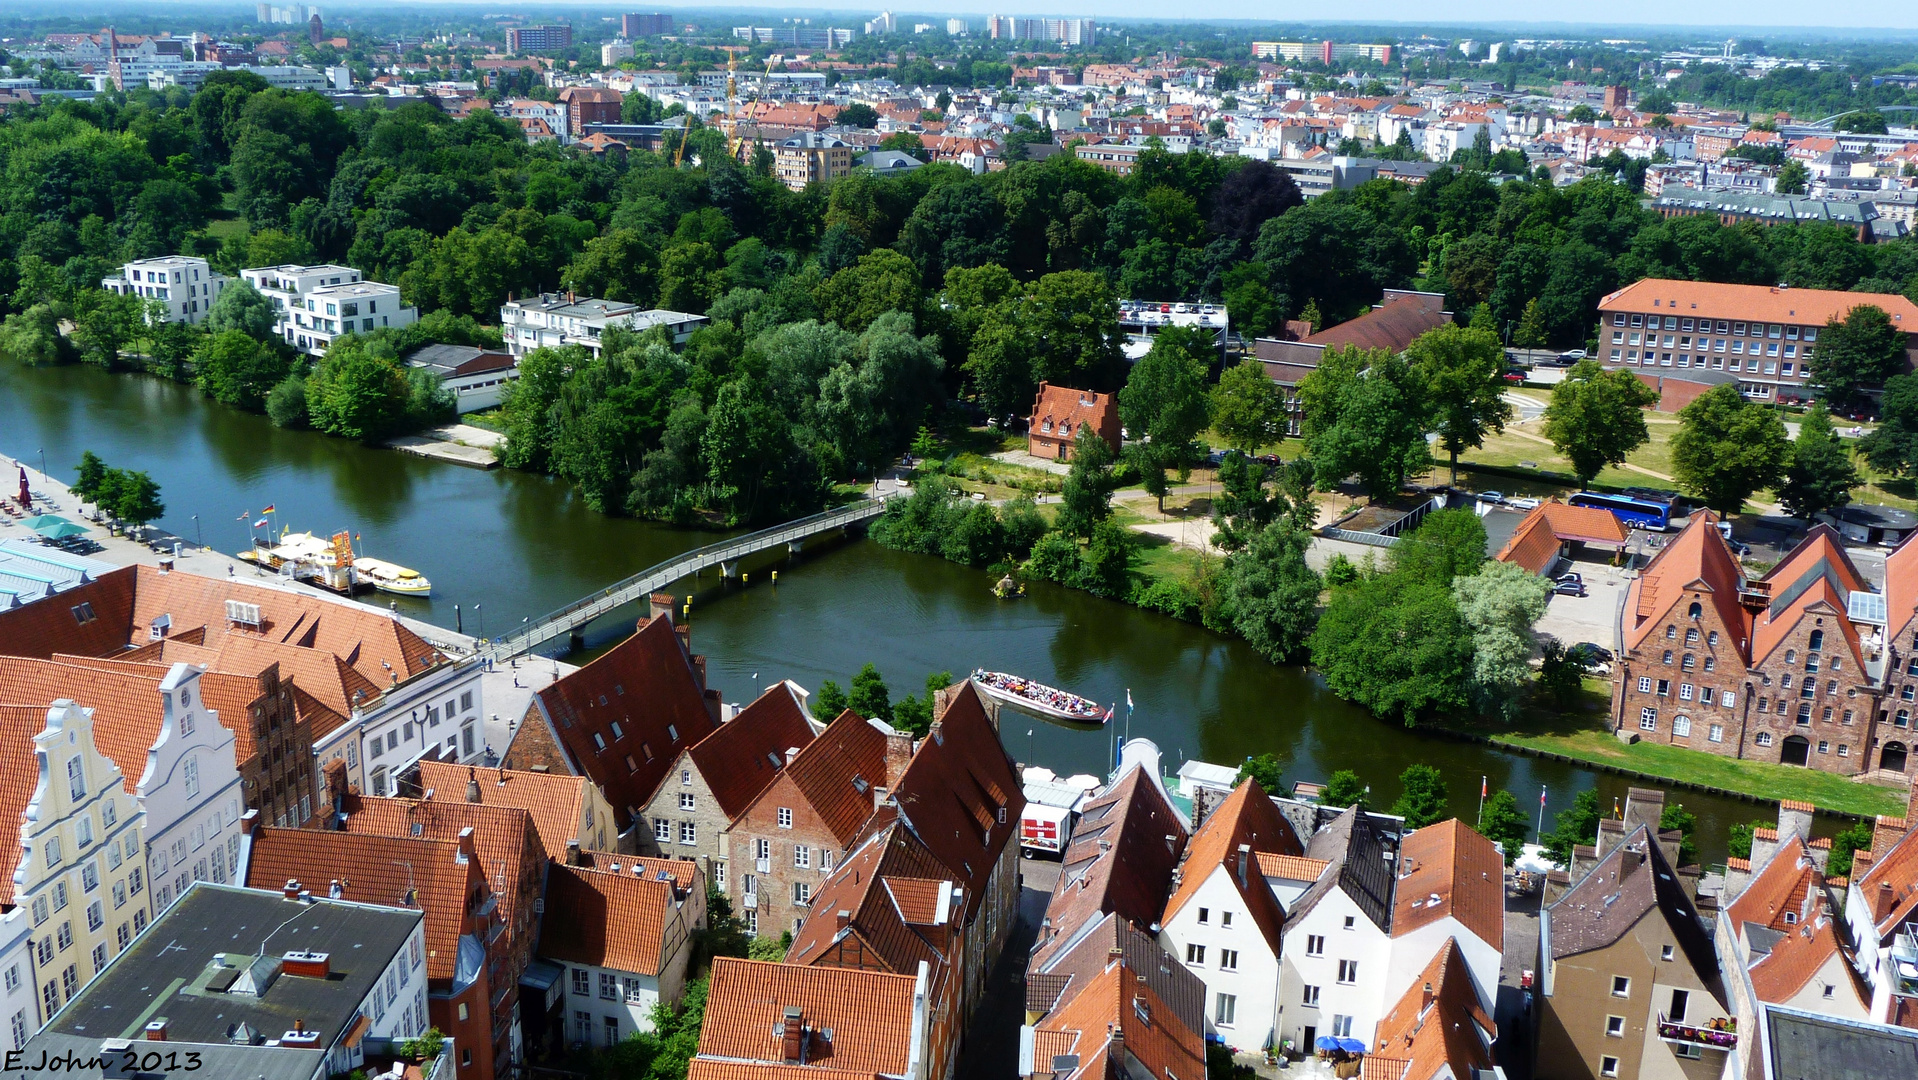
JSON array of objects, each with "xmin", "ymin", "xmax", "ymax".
[
  {"xmin": 1276, "ymin": 808, "xmax": 1399, "ymax": 1055},
  {"xmin": 499, "ymin": 293, "xmax": 708, "ymax": 357},
  {"xmin": 1158, "ymin": 778, "xmax": 1303, "ymax": 1055},
  {"xmin": 137, "ymin": 664, "xmax": 250, "ymax": 919},
  {"xmin": 241, "ymin": 264, "xmax": 418, "ymax": 356},
  {"xmin": 101, "ymin": 256, "xmax": 228, "ymax": 324},
  {"xmin": 311, "ymin": 655, "xmax": 489, "ymax": 801},
  {"xmin": 1382, "ymin": 819, "xmax": 1505, "ymax": 1023},
  {"xmin": 0, "ymin": 908, "xmax": 35, "ymax": 1052},
  {"xmin": 404, "ymin": 345, "xmax": 520, "ymax": 413}
]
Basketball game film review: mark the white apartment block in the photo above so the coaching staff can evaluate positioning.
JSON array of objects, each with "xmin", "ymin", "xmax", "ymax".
[
  {"xmin": 499, "ymin": 293, "xmax": 708, "ymax": 357},
  {"xmin": 101, "ymin": 257, "xmax": 228, "ymax": 325},
  {"xmin": 241, "ymin": 264, "xmax": 417, "ymax": 356}
]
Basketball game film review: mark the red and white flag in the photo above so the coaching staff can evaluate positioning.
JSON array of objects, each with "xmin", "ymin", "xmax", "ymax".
[{"xmin": 1481, "ymin": 776, "xmax": 1488, "ymax": 800}]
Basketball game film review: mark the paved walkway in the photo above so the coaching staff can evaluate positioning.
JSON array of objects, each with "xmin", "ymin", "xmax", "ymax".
[
  {"xmin": 989, "ymin": 449, "xmax": 1071, "ymax": 476},
  {"xmin": 386, "ymin": 423, "xmax": 503, "ymax": 469}
]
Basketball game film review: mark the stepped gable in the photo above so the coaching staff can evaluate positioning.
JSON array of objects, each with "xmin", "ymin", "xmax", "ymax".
[
  {"xmin": 1623, "ymin": 510, "xmax": 1749, "ymax": 654},
  {"xmin": 1164, "ymin": 778, "xmax": 1301, "ymax": 956}
]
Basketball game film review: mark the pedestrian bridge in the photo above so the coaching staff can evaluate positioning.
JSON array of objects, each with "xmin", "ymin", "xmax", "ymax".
[{"xmin": 480, "ymin": 494, "xmax": 896, "ymax": 662}]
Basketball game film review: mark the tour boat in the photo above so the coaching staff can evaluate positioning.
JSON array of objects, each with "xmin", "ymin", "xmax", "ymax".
[
  {"xmin": 353, "ymin": 556, "xmax": 432, "ymax": 596},
  {"xmin": 970, "ymin": 669, "xmax": 1110, "ymax": 725}
]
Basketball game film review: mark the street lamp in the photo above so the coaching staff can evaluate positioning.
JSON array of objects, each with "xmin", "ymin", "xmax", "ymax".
[
  {"xmin": 36, "ymin": 448, "xmax": 46, "ymax": 486},
  {"xmin": 192, "ymin": 515, "xmax": 202, "ymax": 549}
]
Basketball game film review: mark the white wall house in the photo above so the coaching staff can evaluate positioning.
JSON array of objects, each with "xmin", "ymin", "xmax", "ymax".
[
  {"xmin": 544, "ymin": 861, "xmax": 703, "ymax": 1046},
  {"xmin": 241, "ymin": 264, "xmax": 418, "ymax": 356},
  {"xmin": 137, "ymin": 664, "xmax": 249, "ymax": 920},
  {"xmin": 312, "ymin": 657, "xmax": 488, "ymax": 801},
  {"xmin": 1277, "ymin": 869, "xmax": 1395, "ymax": 1053},
  {"xmin": 0, "ymin": 909, "xmax": 36, "ymax": 1053},
  {"xmin": 499, "ymin": 294, "xmax": 709, "ymax": 357},
  {"xmin": 101, "ymin": 257, "xmax": 228, "ymax": 324}
]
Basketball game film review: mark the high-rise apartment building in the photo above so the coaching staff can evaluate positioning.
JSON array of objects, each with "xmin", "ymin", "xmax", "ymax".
[
  {"xmin": 988, "ymin": 15, "xmax": 1096, "ymax": 46},
  {"xmin": 506, "ymin": 24, "xmax": 573, "ymax": 55},
  {"xmin": 621, "ymin": 13, "xmax": 672, "ymax": 37}
]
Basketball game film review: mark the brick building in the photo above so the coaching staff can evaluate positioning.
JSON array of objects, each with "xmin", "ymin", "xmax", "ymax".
[
  {"xmin": 557, "ymin": 87, "xmax": 622, "ymax": 136},
  {"xmin": 1613, "ymin": 517, "xmax": 1890, "ymax": 776},
  {"xmin": 1868, "ymin": 533, "xmax": 1918, "ymax": 784},
  {"xmin": 723, "ymin": 709, "xmax": 904, "ymax": 938},
  {"xmin": 1027, "ymin": 382, "xmax": 1120, "ymax": 461},
  {"xmin": 505, "ymin": 599, "xmax": 720, "ymax": 847},
  {"xmin": 635, "ymin": 681, "xmax": 816, "ymax": 881},
  {"xmin": 1252, "ymin": 290, "xmax": 1453, "ymax": 435},
  {"xmin": 1597, "ymin": 278, "xmax": 1918, "ymax": 402},
  {"xmin": 417, "ymin": 761, "xmax": 619, "ymax": 860},
  {"xmin": 687, "ymin": 958, "xmax": 933, "ymax": 1079}
]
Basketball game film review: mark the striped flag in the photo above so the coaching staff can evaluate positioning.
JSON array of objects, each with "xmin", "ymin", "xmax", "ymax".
[
  {"xmin": 253, "ymin": 518, "xmax": 268, "ymax": 528},
  {"xmin": 261, "ymin": 504, "xmax": 276, "ymax": 514},
  {"xmin": 1481, "ymin": 776, "xmax": 1488, "ymax": 800},
  {"xmin": 237, "ymin": 511, "xmax": 250, "ymax": 520}
]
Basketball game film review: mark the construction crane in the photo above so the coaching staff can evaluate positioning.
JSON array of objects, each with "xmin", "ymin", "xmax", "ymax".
[{"xmin": 729, "ymin": 56, "xmax": 779, "ymax": 163}]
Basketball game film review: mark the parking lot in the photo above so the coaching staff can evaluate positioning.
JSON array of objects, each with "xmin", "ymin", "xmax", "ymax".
[{"xmin": 1534, "ymin": 558, "xmax": 1633, "ymax": 653}]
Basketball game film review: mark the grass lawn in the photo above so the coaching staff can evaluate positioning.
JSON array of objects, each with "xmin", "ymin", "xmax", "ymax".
[
  {"xmin": 1130, "ymin": 531, "xmax": 1213, "ymax": 589},
  {"xmin": 1482, "ymin": 681, "xmax": 1905, "ymax": 818},
  {"xmin": 934, "ymin": 427, "xmax": 1063, "ymax": 496},
  {"xmin": 203, "ymin": 218, "xmax": 248, "ymax": 243}
]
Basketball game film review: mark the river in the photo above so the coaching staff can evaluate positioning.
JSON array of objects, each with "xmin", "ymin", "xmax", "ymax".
[{"xmin": 0, "ymin": 359, "xmax": 1810, "ymax": 861}]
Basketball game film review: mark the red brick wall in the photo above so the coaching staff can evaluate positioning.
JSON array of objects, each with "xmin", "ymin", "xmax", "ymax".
[
  {"xmin": 727, "ymin": 773, "xmax": 863, "ymax": 940},
  {"xmin": 1629, "ymin": 371, "xmax": 1716, "ymax": 413}
]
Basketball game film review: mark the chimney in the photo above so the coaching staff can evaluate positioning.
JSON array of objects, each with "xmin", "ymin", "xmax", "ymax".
[
  {"xmin": 282, "ymin": 951, "xmax": 331, "ymax": 979},
  {"xmin": 1878, "ymin": 813, "xmax": 1914, "ymax": 863},
  {"xmin": 1421, "ymin": 981, "xmax": 1434, "ymax": 1011},
  {"xmin": 786, "ymin": 746, "xmax": 802, "ymax": 766},
  {"xmin": 884, "ymin": 731, "xmax": 913, "ymax": 789},
  {"xmin": 1873, "ymin": 880, "xmax": 1899, "ymax": 925},
  {"xmin": 836, "ymin": 909, "xmax": 852, "ymax": 929},
  {"xmin": 873, "ymin": 784, "xmax": 889, "ymax": 811},
  {"xmin": 328, "ymin": 879, "xmax": 343, "ymax": 899},
  {"xmin": 282, "ymin": 878, "xmax": 301, "ymax": 900},
  {"xmin": 648, "ymin": 593, "xmax": 674, "ymax": 624},
  {"xmin": 456, "ymin": 826, "xmax": 478, "ymax": 864},
  {"xmin": 466, "ymin": 767, "xmax": 481, "ymax": 804},
  {"xmin": 566, "ymin": 839, "xmax": 584, "ymax": 867},
  {"xmin": 782, "ymin": 1007, "xmax": 804, "ymax": 1064},
  {"xmin": 144, "ymin": 1021, "xmax": 168, "ymax": 1041},
  {"xmin": 1109, "ymin": 1019, "xmax": 1124, "ymax": 1057},
  {"xmin": 1237, "ymin": 844, "xmax": 1251, "ymax": 889}
]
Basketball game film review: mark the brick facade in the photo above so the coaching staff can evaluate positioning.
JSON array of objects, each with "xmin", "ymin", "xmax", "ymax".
[{"xmin": 636, "ymin": 750, "xmax": 735, "ymax": 868}]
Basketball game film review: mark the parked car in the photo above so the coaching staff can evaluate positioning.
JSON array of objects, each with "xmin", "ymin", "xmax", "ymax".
[
  {"xmin": 1477, "ymin": 491, "xmax": 1505, "ymax": 504},
  {"xmin": 1503, "ymin": 371, "xmax": 1526, "ymax": 384},
  {"xmin": 1554, "ymin": 580, "xmax": 1588, "ymax": 597},
  {"xmin": 1555, "ymin": 572, "xmax": 1583, "ymax": 585},
  {"xmin": 1507, "ymin": 496, "xmax": 1542, "ymax": 510},
  {"xmin": 1572, "ymin": 642, "xmax": 1613, "ymax": 663}
]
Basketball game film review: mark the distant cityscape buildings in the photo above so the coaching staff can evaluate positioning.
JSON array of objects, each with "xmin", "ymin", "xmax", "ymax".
[
  {"xmin": 988, "ymin": 16, "xmax": 1096, "ymax": 47},
  {"xmin": 505, "ymin": 24, "xmax": 572, "ymax": 55},
  {"xmin": 731, "ymin": 25, "xmax": 854, "ymax": 48},
  {"xmin": 1252, "ymin": 40, "xmax": 1394, "ymax": 64},
  {"xmin": 255, "ymin": 3, "xmax": 317, "ymax": 25},
  {"xmin": 620, "ymin": 12, "xmax": 672, "ymax": 37}
]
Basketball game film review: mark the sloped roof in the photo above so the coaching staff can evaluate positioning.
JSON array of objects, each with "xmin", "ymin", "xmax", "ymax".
[
  {"xmin": 531, "ymin": 615, "xmax": 717, "ymax": 829},
  {"xmin": 1599, "ymin": 278, "xmax": 1918, "ymax": 327},
  {"xmin": 1304, "ymin": 291, "xmax": 1450, "ymax": 352},
  {"xmin": 333, "ymin": 794, "xmax": 541, "ymax": 944},
  {"xmin": 1163, "ymin": 778, "xmax": 1300, "ymax": 956},
  {"xmin": 147, "ymin": 633, "xmax": 375, "ymax": 730},
  {"xmin": 1288, "ymin": 807, "xmax": 1398, "ymax": 936},
  {"xmin": 0, "ymin": 563, "xmax": 138, "ymax": 659},
  {"xmin": 539, "ymin": 865, "xmax": 675, "ymax": 976},
  {"xmin": 245, "ymin": 827, "xmax": 482, "ymax": 981},
  {"xmin": 755, "ymin": 708, "xmax": 888, "ymax": 847},
  {"xmin": 892, "ymin": 681, "xmax": 1024, "ymax": 924},
  {"xmin": 693, "ymin": 958, "xmax": 918, "ymax": 1076},
  {"xmin": 1749, "ymin": 526, "xmax": 1871, "ymax": 670},
  {"xmin": 1258, "ymin": 853, "xmax": 1333, "ymax": 882},
  {"xmin": 1368, "ymin": 938, "xmax": 1494, "ymax": 1080},
  {"xmin": 1028, "ymin": 912, "xmax": 1206, "ymax": 1038},
  {"xmin": 1029, "ymin": 382, "xmax": 1119, "ymax": 445},
  {"xmin": 1729, "ymin": 834, "xmax": 1822, "ymax": 935},
  {"xmin": 1547, "ymin": 824, "xmax": 1716, "ymax": 979},
  {"xmin": 1392, "ymin": 819, "xmax": 1505, "ymax": 951},
  {"xmin": 685, "ymin": 683, "xmax": 816, "ymax": 820},
  {"xmin": 1031, "ymin": 763, "xmax": 1188, "ymax": 970},
  {"xmin": 1853, "ymin": 809, "xmax": 1918, "ymax": 938},
  {"xmin": 1883, "ymin": 529, "xmax": 1918, "ymax": 638},
  {"xmin": 1747, "ymin": 915, "xmax": 1868, "ymax": 1006},
  {"xmin": 0, "ymin": 655, "xmax": 179, "ymax": 793},
  {"xmin": 1496, "ymin": 501, "xmax": 1630, "ymax": 574},
  {"xmin": 1623, "ymin": 510, "xmax": 1750, "ymax": 654},
  {"xmin": 0, "ymin": 705, "xmax": 59, "ymax": 905},
  {"xmin": 786, "ymin": 817, "xmax": 954, "ymax": 984},
  {"xmin": 417, "ymin": 762, "xmax": 587, "ymax": 864},
  {"xmin": 1036, "ymin": 955, "xmax": 1205, "ymax": 1080}
]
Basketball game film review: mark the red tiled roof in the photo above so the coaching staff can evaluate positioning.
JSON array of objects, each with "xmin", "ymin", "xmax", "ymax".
[
  {"xmin": 334, "ymin": 793, "xmax": 542, "ymax": 944},
  {"xmin": 1036, "ymin": 956, "xmax": 1204, "ymax": 1080},
  {"xmin": 1750, "ymin": 526, "xmax": 1870, "ymax": 670},
  {"xmin": 1392, "ymin": 819, "xmax": 1505, "ymax": 952},
  {"xmin": 530, "ymin": 615, "xmax": 717, "ymax": 829},
  {"xmin": 1304, "ymin": 291, "xmax": 1450, "ymax": 352},
  {"xmin": 0, "ymin": 705, "xmax": 59, "ymax": 905},
  {"xmin": 685, "ymin": 684, "xmax": 816, "ymax": 820},
  {"xmin": 0, "ymin": 656, "xmax": 170, "ymax": 793},
  {"xmin": 1729, "ymin": 835, "xmax": 1822, "ymax": 934},
  {"xmin": 539, "ymin": 864, "xmax": 676, "ymax": 975},
  {"xmin": 1747, "ymin": 914, "xmax": 1866, "ymax": 1006},
  {"xmin": 1163, "ymin": 778, "xmax": 1300, "ymax": 956},
  {"xmin": 693, "ymin": 958, "xmax": 918, "ymax": 1075},
  {"xmin": 1599, "ymin": 279, "xmax": 1918, "ymax": 328},
  {"xmin": 757, "ymin": 709, "xmax": 888, "ymax": 848},
  {"xmin": 1031, "ymin": 763, "xmax": 1187, "ymax": 970},
  {"xmin": 1257, "ymin": 853, "xmax": 1332, "ymax": 881},
  {"xmin": 575, "ymin": 850, "xmax": 700, "ymax": 892},
  {"xmin": 1623, "ymin": 510, "xmax": 1749, "ymax": 653},
  {"xmin": 1496, "ymin": 501, "xmax": 1630, "ymax": 576},
  {"xmin": 891, "ymin": 681, "xmax": 1024, "ymax": 924},
  {"xmin": 245, "ymin": 827, "xmax": 483, "ymax": 980},
  {"xmin": 0, "ymin": 564, "xmax": 137, "ymax": 659},
  {"xmin": 1369, "ymin": 938, "xmax": 1494, "ymax": 1080},
  {"xmin": 417, "ymin": 762, "xmax": 587, "ymax": 863},
  {"xmin": 1029, "ymin": 382, "xmax": 1119, "ymax": 448},
  {"xmin": 786, "ymin": 817, "xmax": 955, "ymax": 983}
]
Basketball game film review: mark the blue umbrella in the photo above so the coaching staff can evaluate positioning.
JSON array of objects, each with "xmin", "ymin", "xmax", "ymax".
[
  {"xmin": 1336, "ymin": 1037, "xmax": 1368, "ymax": 1054},
  {"xmin": 1314, "ymin": 1036, "xmax": 1338, "ymax": 1051}
]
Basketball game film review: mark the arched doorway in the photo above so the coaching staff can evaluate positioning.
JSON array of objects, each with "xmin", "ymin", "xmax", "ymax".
[
  {"xmin": 1883, "ymin": 742, "xmax": 1910, "ymax": 774},
  {"xmin": 1781, "ymin": 735, "xmax": 1811, "ymax": 767}
]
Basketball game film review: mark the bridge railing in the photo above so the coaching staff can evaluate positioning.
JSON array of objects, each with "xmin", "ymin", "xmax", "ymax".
[{"xmin": 483, "ymin": 494, "xmax": 896, "ymax": 660}]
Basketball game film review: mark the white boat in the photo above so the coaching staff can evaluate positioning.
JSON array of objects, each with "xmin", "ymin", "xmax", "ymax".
[
  {"xmin": 354, "ymin": 557, "xmax": 432, "ymax": 596},
  {"xmin": 971, "ymin": 669, "xmax": 1109, "ymax": 725}
]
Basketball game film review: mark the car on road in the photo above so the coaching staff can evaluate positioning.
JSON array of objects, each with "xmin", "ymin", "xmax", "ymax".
[
  {"xmin": 1503, "ymin": 370, "xmax": 1526, "ymax": 384},
  {"xmin": 1507, "ymin": 496, "xmax": 1542, "ymax": 510},
  {"xmin": 1553, "ymin": 580, "xmax": 1588, "ymax": 597},
  {"xmin": 1476, "ymin": 491, "xmax": 1505, "ymax": 504}
]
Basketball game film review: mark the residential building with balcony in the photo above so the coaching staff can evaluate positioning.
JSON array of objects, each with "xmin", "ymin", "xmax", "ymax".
[
  {"xmin": 22, "ymin": 881, "xmax": 433, "ymax": 1080},
  {"xmin": 101, "ymin": 256, "xmax": 228, "ymax": 324},
  {"xmin": 241, "ymin": 264, "xmax": 418, "ymax": 356},
  {"xmin": 773, "ymin": 133, "xmax": 853, "ymax": 191},
  {"xmin": 506, "ymin": 26, "xmax": 572, "ymax": 55},
  {"xmin": 1597, "ymin": 278, "xmax": 1918, "ymax": 401},
  {"xmin": 498, "ymin": 294, "xmax": 708, "ymax": 357}
]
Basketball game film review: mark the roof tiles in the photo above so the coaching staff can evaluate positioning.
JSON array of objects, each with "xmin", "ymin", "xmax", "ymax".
[
  {"xmin": 1392, "ymin": 819, "xmax": 1506, "ymax": 951},
  {"xmin": 685, "ymin": 684, "xmax": 816, "ymax": 820},
  {"xmin": 693, "ymin": 957, "xmax": 918, "ymax": 1076},
  {"xmin": 1163, "ymin": 778, "xmax": 1301, "ymax": 956},
  {"xmin": 539, "ymin": 864, "xmax": 676, "ymax": 976}
]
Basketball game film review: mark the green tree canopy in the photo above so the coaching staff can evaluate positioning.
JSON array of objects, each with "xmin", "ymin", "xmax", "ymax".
[
  {"xmin": 1809, "ymin": 304, "xmax": 1909, "ymax": 413},
  {"xmin": 1863, "ymin": 374, "xmax": 1918, "ymax": 478},
  {"xmin": 1391, "ymin": 764, "xmax": 1450, "ymax": 828},
  {"xmin": 1056, "ymin": 425, "xmax": 1117, "ymax": 540},
  {"xmin": 1210, "ymin": 357, "xmax": 1284, "ymax": 455},
  {"xmin": 1119, "ymin": 325, "xmax": 1212, "ymax": 508},
  {"xmin": 1406, "ymin": 323, "xmax": 1513, "ymax": 483},
  {"xmin": 1309, "ymin": 572, "xmax": 1472, "ymax": 726},
  {"xmin": 1670, "ymin": 384, "xmax": 1790, "ymax": 515},
  {"xmin": 1542, "ymin": 788, "xmax": 1601, "ymax": 867},
  {"xmin": 205, "ymin": 279, "xmax": 277, "ymax": 340},
  {"xmin": 1319, "ymin": 770, "xmax": 1370, "ymax": 811},
  {"xmin": 1391, "ymin": 508, "xmax": 1489, "ymax": 587},
  {"xmin": 194, "ymin": 330, "xmax": 290, "ymax": 412},
  {"xmin": 847, "ymin": 662, "xmax": 892, "ymax": 722},
  {"xmin": 1236, "ymin": 753, "xmax": 1285, "ymax": 795},
  {"xmin": 1300, "ymin": 346, "xmax": 1433, "ymax": 498},
  {"xmin": 1776, "ymin": 401, "xmax": 1860, "ymax": 522},
  {"xmin": 1454, "ymin": 561, "xmax": 1553, "ymax": 722},
  {"xmin": 1543, "ymin": 360, "xmax": 1660, "ymax": 486},
  {"xmin": 1215, "ymin": 518, "xmax": 1321, "ymax": 663},
  {"xmin": 1477, "ymin": 790, "xmax": 1528, "ymax": 865}
]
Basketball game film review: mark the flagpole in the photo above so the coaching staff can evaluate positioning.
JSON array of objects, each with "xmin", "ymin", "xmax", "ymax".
[
  {"xmin": 1478, "ymin": 775, "xmax": 1486, "ymax": 826},
  {"xmin": 1537, "ymin": 784, "xmax": 1548, "ymax": 841}
]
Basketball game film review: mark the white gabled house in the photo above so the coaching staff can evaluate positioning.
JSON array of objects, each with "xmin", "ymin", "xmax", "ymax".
[{"xmin": 1276, "ymin": 807, "xmax": 1400, "ymax": 1054}]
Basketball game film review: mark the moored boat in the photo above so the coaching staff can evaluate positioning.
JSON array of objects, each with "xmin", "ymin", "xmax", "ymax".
[
  {"xmin": 354, "ymin": 556, "xmax": 432, "ymax": 596},
  {"xmin": 971, "ymin": 669, "xmax": 1109, "ymax": 725}
]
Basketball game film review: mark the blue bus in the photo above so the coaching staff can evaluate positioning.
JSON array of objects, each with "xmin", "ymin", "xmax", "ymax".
[{"xmin": 1569, "ymin": 492, "xmax": 1672, "ymax": 532}]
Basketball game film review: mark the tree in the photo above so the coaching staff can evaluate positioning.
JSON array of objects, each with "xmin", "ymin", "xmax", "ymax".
[
  {"xmin": 1809, "ymin": 305, "xmax": 1908, "ymax": 413},
  {"xmin": 1210, "ymin": 358, "xmax": 1284, "ymax": 454},
  {"xmin": 1863, "ymin": 374, "xmax": 1918, "ymax": 477},
  {"xmin": 1057, "ymin": 426, "xmax": 1117, "ymax": 540},
  {"xmin": 1309, "ymin": 572, "xmax": 1473, "ymax": 725},
  {"xmin": 1776, "ymin": 160, "xmax": 1809, "ymax": 195},
  {"xmin": 72, "ymin": 451, "xmax": 109, "ymax": 504},
  {"xmin": 1319, "ymin": 769, "xmax": 1369, "ymax": 811},
  {"xmin": 1391, "ymin": 509, "xmax": 1489, "ymax": 587},
  {"xmin": 1300, "ymin": 347, "xmax": 1433, "ymax": 499},
  {"xmin": 1543, "ymin": 360, "xmax": 1660, "ymax": 487},
  {"xmin": 1659, "ymin": 802, "xmax": 1698, "ymax": 868},
  {"xmin": 1119, "ymin": 326, "xmax": 1211, "ymax": 508},
  {"xmin": 1208, "ymin": 158, "xmax": 1303, "ymax": 245},
  {"xmin": 1542, "ymin": 788, "xmax": 1601, "ymax": 866},
  {"xmin": 71, "ymin": 291, "xmax": 145, "ymax": 369},
  {"xmin": 99, "ymin": 468, "xmax": 165, "ymax": 528},
  {"xmin": 811, "ymin": 680, "xmax": 849, "ymax": 722},
  {"xmin": 205, "ymin": 279, "xmax": 277, "ymax": 340},
  {"xmin": 306, "ymin": 344, "xmax": 412, "ymax": 442},
  {"xmin": 1407, "ymin": 324, "xmax": 1513, "ymax": 484},
  {"xmin": 1391, "ymin": 764, "xmax": 1450, "ymax": 828},
  {"xmin": 1236, "ymin": 753, "xmax": 1284, "ymax": 794},
  {"xmin": 0, "ymin": 305, "xmax": 74, "ymax": 367},
  {"xmin": 890, "ymin": 670, "xmax": 955, "ymax": 737},
  {"xmin": 837, "ymin": 103, "xmax": 880, "ymax": 128},
  {"xmin": 1478, "ymin": 790, "xmax": 1528, "ymax": 865},
  {"xmin": 266, "ymin": 373, "xmax": 309, "ymax": 428},
  {"xmin": 1777, "ymin": 401, "xmax": 1860, "ymax": 522},
  {"xmin": 1726, "ymin": 820, "xmax": 1764, "ymax": 861},
  {"xmin": 1454, "ymin": 561, "xmax": 1553, "ymax": 721},
  {"xmin": 1671, "ymin": 384, "xmax": 1790, "ymax": 515},
  {"xmin": 1828, "ymin": 820, "xmax": 1876, "ymax": 878},
  {"xmin": 1511, "ymin": 298, "xmax": 1549, "ymax": 348},
  {"xmin": 194, "ymin": 330, "xmax": 290, "ymax": 412},
  {"xmin": 847, "ymin": 663, "xmax": 892, "ymax": 722},
  {"xmin": 1216, "ymin": 519, "xmax": 1321, "ymax": 663}
]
